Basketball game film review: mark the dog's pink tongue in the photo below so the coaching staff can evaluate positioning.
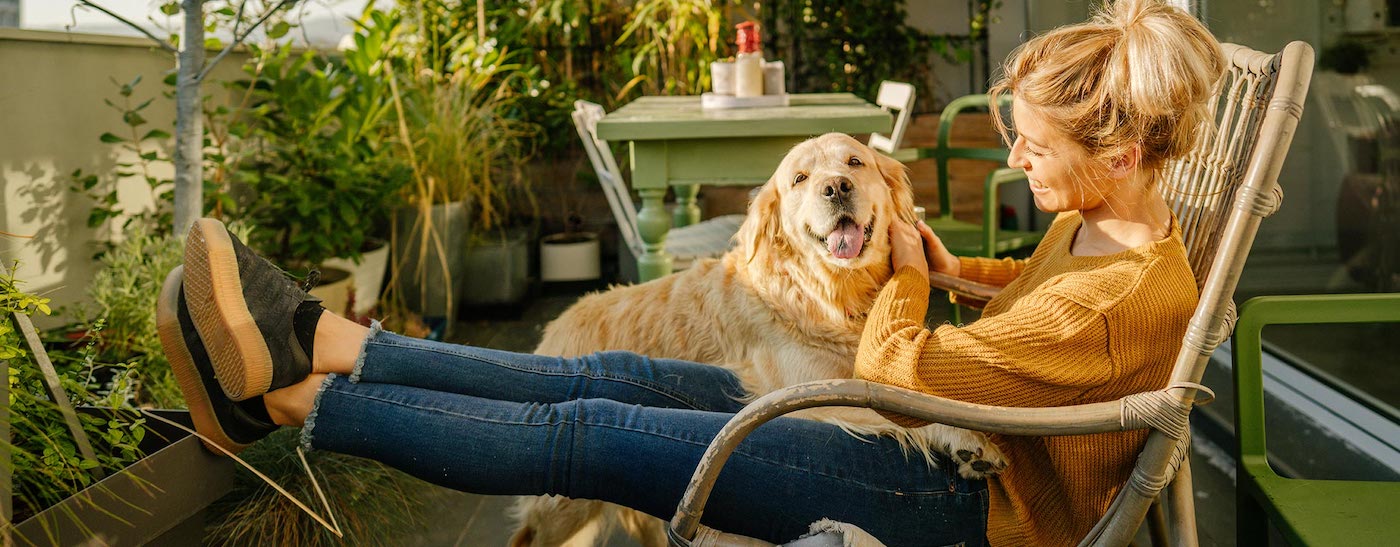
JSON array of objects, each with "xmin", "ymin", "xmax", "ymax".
[{"xmin": 827, "ymin": 223, "xmax": 865, "ymax": 259}]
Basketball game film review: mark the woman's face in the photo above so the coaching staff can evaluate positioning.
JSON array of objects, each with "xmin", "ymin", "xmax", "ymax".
[{"xmin": 1006, "ymin": 97, "xmax": 1113, "ymax": 214}]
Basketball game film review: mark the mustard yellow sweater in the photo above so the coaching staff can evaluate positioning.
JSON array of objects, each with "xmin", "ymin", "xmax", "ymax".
[{"xmin": 855, "ymin": 212, "xmax": 1198, "ymax": 547}]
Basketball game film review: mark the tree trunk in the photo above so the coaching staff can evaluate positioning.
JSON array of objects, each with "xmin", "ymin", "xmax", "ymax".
[{"xmin": 173, "ymin": 0, "xmax": 206, "ymax": 238}]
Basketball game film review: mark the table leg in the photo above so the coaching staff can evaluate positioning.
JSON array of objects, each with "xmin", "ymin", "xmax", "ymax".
[
  {"xmin": 636, "ymin": 188, "xmax": 674, "ymax": 281},
  {"xmin": 674, "ymin": 184, "xmax": 701, "ymax": 227}
]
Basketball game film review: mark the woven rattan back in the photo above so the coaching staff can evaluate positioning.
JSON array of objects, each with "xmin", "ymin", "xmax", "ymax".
[
  {"xmin": 1161, "ymin": 43, "xmax": 1288, "ymax": 286},
  {"xmin": 1084, "ymin": 41, "xmax": 1315, "ymax": 547}
]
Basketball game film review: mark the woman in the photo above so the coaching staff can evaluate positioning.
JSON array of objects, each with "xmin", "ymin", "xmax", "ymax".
[{"xmin": 160, "ymin": 1, "xmax": 1223, "ymax": 545}]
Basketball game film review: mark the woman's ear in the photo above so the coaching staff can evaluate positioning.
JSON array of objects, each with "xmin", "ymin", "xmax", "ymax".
[
  {"xmin": 1108, "ymin": 144, "xmax": 1143, "ymax": 179},
  {"xmin": 874, "ymin": 151, "xmax": 918, "ymax": 224},
  {"xmin": 740, "ymin": 178, "xmax": 784, "ymax": 263}
]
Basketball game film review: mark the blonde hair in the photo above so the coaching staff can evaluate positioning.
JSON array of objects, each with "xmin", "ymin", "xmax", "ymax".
[{"xmin": 989, "ymin": 0, "xmax": 1226, "ymax": 177}]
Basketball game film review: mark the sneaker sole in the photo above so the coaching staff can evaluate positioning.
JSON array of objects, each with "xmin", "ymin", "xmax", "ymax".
[
  {"xmin": 184, "ymin": 219, "xmax": 273, "ymax": 401},
  {"xmin": 157, "ymin": 266, "xmax": 249, "ymax": 455}
]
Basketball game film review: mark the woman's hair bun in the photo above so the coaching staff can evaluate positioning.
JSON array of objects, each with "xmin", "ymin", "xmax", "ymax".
[{"xmin": 990, "ymin": 0, "xmax": 1227, "ymax": 172}]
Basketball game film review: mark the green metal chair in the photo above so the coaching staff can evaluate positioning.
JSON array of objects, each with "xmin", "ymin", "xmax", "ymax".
[
  {"xmin": 1233, "ymin": 293, "xmax": 1400, "ymax": 546},
  {"xmin": 894, "ymin": 93, "xmax": 1045, "ymax": 259}
]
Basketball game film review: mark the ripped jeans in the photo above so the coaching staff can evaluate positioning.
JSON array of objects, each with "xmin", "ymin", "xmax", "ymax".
[{"xmin": 301, "ymin": 326, "xmax": 988, "ymax": 546}]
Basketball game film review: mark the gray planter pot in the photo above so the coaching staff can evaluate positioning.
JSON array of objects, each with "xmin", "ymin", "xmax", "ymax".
[
  {"xmin": 392, "ymin": 201, "xmax": 468, "ymax": 318},
  {"xmin": 461, "ymin": 226, "xmax": 532, "ymax": 307},
  {"xmin": 12, "ymin": 410, "xmax": 235, "ymax": 546}
]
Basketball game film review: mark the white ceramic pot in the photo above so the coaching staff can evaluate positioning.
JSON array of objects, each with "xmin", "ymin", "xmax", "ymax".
[
  {"xmin": 540, "ymin": 232, "xmax": 601, "ymax": 282},
  {"xmin": 307, "ymin": 267, "xmax": 353, "ymax": 317},
  {"xmin": 323, "ymin": 240, "xmax": 391, "ymax": 316}
]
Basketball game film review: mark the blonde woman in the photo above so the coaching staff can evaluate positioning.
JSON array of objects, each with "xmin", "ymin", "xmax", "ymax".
[{"xmin": 160, "ymin": 1, "xmax": 1223, "ymax": 545}]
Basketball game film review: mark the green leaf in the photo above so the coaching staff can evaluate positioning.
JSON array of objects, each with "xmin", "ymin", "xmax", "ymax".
[
  {"xmin": 268, "ymin": 21, "xmax": 291, "ymax": 40},
  {"xmin": 159, "ymin": 2, "xmax": 179, "ymax": 16},
  {"xmin": 204, "ymin": 38, "xmax": 223, "ymax": 51},
  {"xmin": 99, "ymin": 132, "xmax": 125, "ymax": 144},
  {"xmin": 142, "ymin": 129, "xmax": 172, "ymax": 141}
]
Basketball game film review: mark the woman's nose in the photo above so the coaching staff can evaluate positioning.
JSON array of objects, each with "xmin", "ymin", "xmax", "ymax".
[{"xmin": 1007, "ymin": 137, "xmax": 1029, "ymax": 169}]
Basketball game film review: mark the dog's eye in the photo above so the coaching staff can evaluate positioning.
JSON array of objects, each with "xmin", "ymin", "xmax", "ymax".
[
  {"xmin": 794, "ymin": 173, "xmax": 808, "ymax": 185},
  {"xmin": 847, "ymin": 156, "xmax": 863, "ymax": 166}
]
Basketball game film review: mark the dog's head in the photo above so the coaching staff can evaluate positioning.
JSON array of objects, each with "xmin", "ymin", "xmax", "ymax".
[{"xmin": 739, "ymin": 133, "xmax": 917, "ymax": 271}]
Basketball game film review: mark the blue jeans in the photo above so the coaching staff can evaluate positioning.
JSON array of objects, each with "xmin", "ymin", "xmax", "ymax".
[{"xmin": 302, "ymin": 326, "xmax": 988, "ymax": 546}]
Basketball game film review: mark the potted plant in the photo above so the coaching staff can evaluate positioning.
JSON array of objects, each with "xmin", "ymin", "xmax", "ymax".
[
  {"xmin": 236, "ymin": 42, "xmax": 409, "ymax": 316},
  {"xmin": 381, "ymin": 4, "xmax": 541, "ymax": 324},
  {"xmin": 539, "ymin": 159, "xmax": 603, "ymax": 284}
]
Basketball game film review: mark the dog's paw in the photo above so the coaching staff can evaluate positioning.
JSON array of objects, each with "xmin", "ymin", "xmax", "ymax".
[{"xmin": 946, "ymin": 438, "xmax": 1007, "ymax": 480}]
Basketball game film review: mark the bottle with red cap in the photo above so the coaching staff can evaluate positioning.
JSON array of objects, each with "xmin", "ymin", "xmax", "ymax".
[{"xmin": 734, "ymin": 21, "xmax": 764, "ymax": 98}]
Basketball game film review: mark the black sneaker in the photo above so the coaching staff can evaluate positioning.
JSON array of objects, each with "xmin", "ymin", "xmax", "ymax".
[
  {"xmin": 158, "ymin": 266, "xmax": 279, "ymax": 454},
  {"xmin": 183, "ymin": 218, "xmax": 319, "ymax": 401}
]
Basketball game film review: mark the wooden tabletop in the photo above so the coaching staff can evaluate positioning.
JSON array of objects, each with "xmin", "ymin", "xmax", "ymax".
[{"xmin": 596, "ymin": 93, "xmax": 891, "ymax": 141}]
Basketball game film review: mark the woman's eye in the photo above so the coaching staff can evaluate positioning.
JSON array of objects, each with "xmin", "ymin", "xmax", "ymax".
[
  {"xmin": 794, "ymin": 173, "xmax": 808, "ymax": 184},
  {"xmin": 1026, "ymin": 148, "xmax": 1044, "ymax": 157},
  {"xmin": 847, "ymin": 156, "xmax": 863, "ymax": 166}
]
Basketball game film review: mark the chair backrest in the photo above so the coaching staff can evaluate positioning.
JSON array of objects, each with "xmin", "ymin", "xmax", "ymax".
[
  {"xmin": 868, "ymin": 80, "xmax": 916, "ymax": 154},
  {"xmin": 932, "ymin": 93, "xmax": 1013, "ymax": 221},
  {"xmin": 1087, "ymin": 41, "xmax": 1315, "ymax": 546},
  {"xmin": 571, "ymin": 100, "xmax": 643, "ymax": 256}
]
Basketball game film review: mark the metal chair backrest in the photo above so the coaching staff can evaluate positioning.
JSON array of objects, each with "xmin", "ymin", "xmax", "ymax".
[
  {"xmin": 572, "ymin": 100, "xmax": 644, "ymax": 256},
  {"xmin": 868, "ymin": 81, "xmax": 915, "ymax": 154},
  {"xmin": 931, "ymin": 93, "xmax": 1013, "ymax": 222}
]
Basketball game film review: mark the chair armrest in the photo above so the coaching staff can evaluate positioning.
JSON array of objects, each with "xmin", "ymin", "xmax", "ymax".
[
  {"xmin": 928, "ymin": 271, "xmax": 1001, "ymax": 307},
  {"xmin": 982, "ymin": 168, "xmax": 1028, "ymax": 256},
  {"xmin": 1233, "ymin": 294, "xmax": 1400, "ymax": 474},
  {"xmin": 670, "ymin": 378, "xmax": 1144, "ymax": 541}
]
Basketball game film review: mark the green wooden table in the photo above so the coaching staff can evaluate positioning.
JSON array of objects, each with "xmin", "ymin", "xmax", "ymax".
[{"xmin": 596, "ymin": 93, "xmax": 891, "ymax": 281}]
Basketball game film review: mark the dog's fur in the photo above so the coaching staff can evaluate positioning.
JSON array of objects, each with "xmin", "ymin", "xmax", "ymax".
[{"xmin": 510, "ymin": 134, "xmax": 1005, "ymax": 547}]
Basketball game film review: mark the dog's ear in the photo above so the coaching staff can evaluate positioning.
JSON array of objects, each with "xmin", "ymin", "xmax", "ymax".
[
  {"xmin": 874, "ymin": 150, "xmax": 919, "ymax": 224},
  {"xmin": 739, "ymin": 178, "xmax": 784, "ymax": 263}
]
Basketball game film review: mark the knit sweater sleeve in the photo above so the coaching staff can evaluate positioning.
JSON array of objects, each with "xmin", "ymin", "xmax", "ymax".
[
  {"xmin": 956, "ymin": 256, "xmax": 1026, "ymax": 287},
  {"xmin": 856, "ymin": 267, "xmax": 1114, "ymax": 425}
]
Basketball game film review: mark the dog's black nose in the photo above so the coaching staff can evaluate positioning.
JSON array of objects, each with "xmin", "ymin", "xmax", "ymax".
[{"xmin": 822, "ymin": 177, "xmax": 854, "ymax": 203}]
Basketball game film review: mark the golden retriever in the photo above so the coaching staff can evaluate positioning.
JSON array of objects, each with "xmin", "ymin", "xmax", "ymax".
[{"xmin": 510, "ymin": 133, "xmax": 1005, "ymax": 547}]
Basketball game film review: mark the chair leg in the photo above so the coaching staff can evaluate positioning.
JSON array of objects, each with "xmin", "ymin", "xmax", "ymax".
[
  {"xmin": 1236, "ymin": 483, "xmax": 1271, "ymax": 546},
  {"xmin": 1147, "ymin": 499, "xmax": 1170, "ymax": 547},
  {"xmin": 1167, "ymin": 458, "xmax": 1199, "ymax": 547}
]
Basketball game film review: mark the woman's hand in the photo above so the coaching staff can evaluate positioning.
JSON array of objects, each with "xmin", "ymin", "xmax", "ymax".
[
  {"xmin": 890, "ymin": 221, "xmax": 960, "ymax": 278},
  {"xmin": 890, "ymin": 221, "xmax": 930, "ymax": 277},
  {"xmin": 917, "ymin": 221, "xmax": 960, "ymax": 278}
]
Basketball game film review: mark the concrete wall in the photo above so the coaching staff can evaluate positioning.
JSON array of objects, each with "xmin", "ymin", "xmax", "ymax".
[{"xmin": 0, "ymin": 28, "xmax": 247, "ymax": 324}]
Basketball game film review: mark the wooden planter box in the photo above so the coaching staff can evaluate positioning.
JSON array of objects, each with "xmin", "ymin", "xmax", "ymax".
[{"xmin": 12, "ymin": 410, "xmax": 235, "ymax": 546}]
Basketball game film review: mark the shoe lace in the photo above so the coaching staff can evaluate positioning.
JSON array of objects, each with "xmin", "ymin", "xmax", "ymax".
[{"xmin": 300, "ymin": 268, "xmax": 321, "ymax": 293}]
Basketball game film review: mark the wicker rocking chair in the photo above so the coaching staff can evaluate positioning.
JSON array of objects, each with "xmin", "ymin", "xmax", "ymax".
[{"xmin": 665, "ymin": 40, "xmax": 1315, "ymax": 547}]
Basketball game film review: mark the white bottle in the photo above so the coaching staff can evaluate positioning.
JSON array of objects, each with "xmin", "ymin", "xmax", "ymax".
[
  {"xmin": 735, "ymin": 52, "xmax": 764, "ymax": 98},
  {"xmin": 733, "ymin": 22, "xmax": 764, "ymax": 98}
]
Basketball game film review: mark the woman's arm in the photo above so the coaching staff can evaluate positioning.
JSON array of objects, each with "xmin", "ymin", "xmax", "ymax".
[
  {"xmin": 956, "ymin": 256, "xmax": 1026, "ymax": 287},
  {"xmin": 854, "ymin": 267, "xmax": 1114, "ymax": 424}
]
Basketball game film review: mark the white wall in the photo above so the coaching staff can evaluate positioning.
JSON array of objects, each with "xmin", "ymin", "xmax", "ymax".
[{"xmin": 0, "ymin": 28, "xmax": 247, "ymax": 325}]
